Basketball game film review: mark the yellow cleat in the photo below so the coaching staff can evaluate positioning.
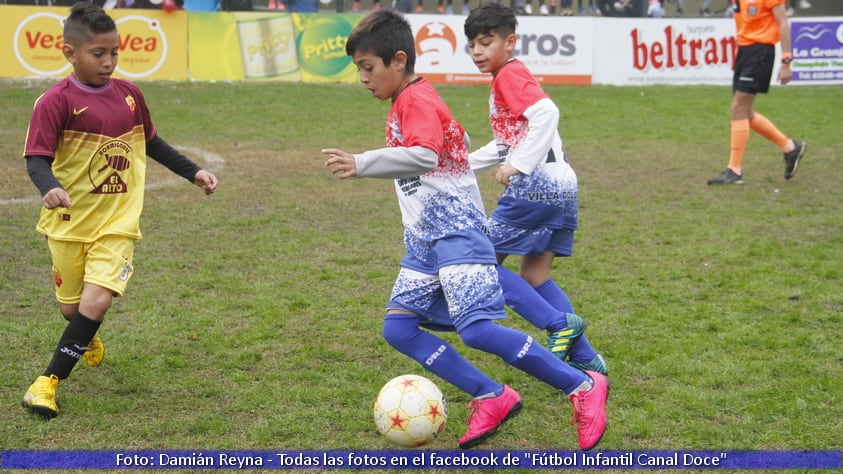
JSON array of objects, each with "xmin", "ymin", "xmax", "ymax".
[
  {"xmin": 22, "ymin": 375, "xmax": 59, "ymax": 417},
  {"xmin": 83, "ymin": 333, "xmax": 104, "ymax": 367}
]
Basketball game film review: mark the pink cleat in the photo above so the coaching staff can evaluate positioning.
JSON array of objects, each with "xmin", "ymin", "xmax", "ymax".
[
  {"xmin": 458, "ymin": 385, "xmax": 522, "ymax": 449},
  {"xmin": 569, "ymin": 371, "xmax": 608, "ymax": 450}
]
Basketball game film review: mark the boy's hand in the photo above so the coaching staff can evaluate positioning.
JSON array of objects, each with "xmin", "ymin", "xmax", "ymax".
[
  {"xmin": 495, "ymin": 163, "xmax": 520, "ymax": 186},
  {"xmin": 193, "ymin": 170, "xmax": 219, "ymax": 195},
  {"xmin": 42, "ymin": 187, "xmax": 71, "ymax": 210},
  {"xmin": 322, "ymin": 148, "xmax": 357, "ymax": 179}
]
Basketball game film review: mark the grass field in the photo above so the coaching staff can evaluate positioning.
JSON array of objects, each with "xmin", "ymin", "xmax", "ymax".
[{"xmin": 1, "ymin": 78, "xmax": 841, "ymax": 467}]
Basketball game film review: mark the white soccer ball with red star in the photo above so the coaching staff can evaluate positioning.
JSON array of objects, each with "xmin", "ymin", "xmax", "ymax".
[{"xmin": 373, "ymin": 374, "xmax": 447, "ymax": 448}]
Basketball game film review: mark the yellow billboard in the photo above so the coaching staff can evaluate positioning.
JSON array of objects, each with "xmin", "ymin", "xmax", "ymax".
[
  {"xmin": 0, "ymin": 5, "xmax": 188, "ymax": 81},
  {"xmin": 188, "ymin": 12, "xmax": 363, "ymax": 83},
  {"xmin": 1, "ymin": 6, "xmax": 363, "ymax": 83}
]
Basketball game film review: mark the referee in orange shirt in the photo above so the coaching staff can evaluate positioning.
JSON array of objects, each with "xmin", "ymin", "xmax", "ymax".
[{"xmin": 707, "ymin": 0, "xmax": 806, "ymax": 185}]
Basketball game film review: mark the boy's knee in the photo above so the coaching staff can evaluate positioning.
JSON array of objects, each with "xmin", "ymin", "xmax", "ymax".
[
  {"xmin": 459, "ymin": 320, "xmax": 495, "ymax": 350},
  {"xmin": 382, "ymin": 314, "xmax": 417, "ymax": 348}
]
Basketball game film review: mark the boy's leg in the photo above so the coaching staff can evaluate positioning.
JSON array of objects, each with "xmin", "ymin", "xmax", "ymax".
[
  {"xmin": 382, "ymin": 313, "xmax": 523, "ymax": 449},
  {"xmin": 460, "ymin": 319, "xmax": 608, "ymax": 450},
  {"xmin": 386, "ymin": 267, "xmax": 523, "ymax": 449},
  {"xmin": 441, "ymin": 263, "xmax": 606, "ymax": 449},
  {"xmin": 461, "ymin": 319, "xmax": 589, "ymax": 393},
  {"xmin": 58, "ymin": 309, "xmax": 104, "ymax": 367},
  {"xmin": 497, "ymin": 265, "xmax": 586, "ymax": 362},
  {"xmin": 497, "ymin": 264, "xmax": 567, "ymax": 329},
  {"xmin": 502, "ymin": 242, "xmax": 607, "ymax": 375},
  {"xmin": 43, "ymin": 311, "xmax": 102, "ymax": 380},
  {"xmin": 383, "ymin": 313, "xmax": 501, "ymax": 398},
  {"xmin": 534, "ymin": 279, "xmax": 607, "ymax": 375},
  {"xmin": 24, "ymin": 238, "xmax": 130, "ymax": 417},
  {"xmin": 22, "ymin": 309, "xmax": 102, "ymax": 417}
]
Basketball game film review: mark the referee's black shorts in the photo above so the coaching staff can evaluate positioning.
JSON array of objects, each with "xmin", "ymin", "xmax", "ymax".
[{"xmin": 733, "ymin": 43, "xmax": 776, "ymax": 94}]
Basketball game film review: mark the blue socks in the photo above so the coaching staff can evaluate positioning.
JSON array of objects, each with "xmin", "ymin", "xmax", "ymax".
[
  {"xmin": 497, "ymin": 267, "xmax": 600, "ymax": 367},
  {"xmin": 460, "ymin": 319, "xmax": 589, "ymax": 395},
  {"xmin": 533, "ymin": 278, "xmax": 575, "ymax": 314},
  {"xmin": 382, "ymin": 314, "xmax": 502, "ymax": 398},
  {"xmin": 534, "ymin": 278, "xmax": 599, "ymax": 365},
  {"xmin": 496, "ymin": 264, "xmax": 567, "ymax": 331},
  {"xmin": 383, "ymin": 313, "xmax": 590, "ymax": 396}
]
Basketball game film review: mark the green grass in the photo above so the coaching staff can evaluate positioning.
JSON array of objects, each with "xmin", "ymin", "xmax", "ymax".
[{"xmin": 1, "ymin": 79, "xmax": 841, "ymax": 463}]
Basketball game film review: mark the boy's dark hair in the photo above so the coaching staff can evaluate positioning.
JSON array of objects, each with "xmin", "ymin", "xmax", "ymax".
[
  {"xmin": 464, "ymin": 2, "xmax": 517, "ymax": 40},
  {"xmin": 345, "ymin": 9, "xmax": 416, "ymax": 73},
  {"xmin": 64, "ymin": 2, "xmax": 117, "ymax": 47}
]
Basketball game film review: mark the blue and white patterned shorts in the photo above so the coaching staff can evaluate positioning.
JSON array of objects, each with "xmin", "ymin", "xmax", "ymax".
[
  {"xmin": 486, "ymin": 220, "xmax": 575, "ymax": 257},
  {"xmin": 386, "ymin": 264, "xmax": 506, "ymax": 332}
]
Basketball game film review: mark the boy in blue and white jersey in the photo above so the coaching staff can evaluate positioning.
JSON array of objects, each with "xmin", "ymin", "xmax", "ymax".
[
  {"xmin": 465, "ymin": 2, "xmax": 607, "ymax": 378},
  {"xmin": 324, "ymin": 9, "xmax": 607, "ymax": 451}
]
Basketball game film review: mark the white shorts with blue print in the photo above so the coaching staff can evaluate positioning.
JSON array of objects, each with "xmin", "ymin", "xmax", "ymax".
[{"xmin": 387, "ymin": 264, "xmax": 507, "ymax": 333}]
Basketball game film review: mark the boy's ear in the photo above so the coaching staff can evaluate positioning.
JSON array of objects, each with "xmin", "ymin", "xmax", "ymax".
[
  {"xmin": 62, "ymin": 43, "xmax": 76, "ymax": 64},
  {"xmin": 392, "ymin": 50, "xmax": 408, "ymax": 71},
  {"xmin": 505, "ymin": 33, "xmax": 517, "ymax": 51}
]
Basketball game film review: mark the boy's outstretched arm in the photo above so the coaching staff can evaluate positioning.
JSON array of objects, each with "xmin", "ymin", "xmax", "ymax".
[
  {"xmin": 147, "ymin": 135, "xmax": 218, "ymax": 195},
  {"xmin": 323, "ymin": 146, "xmax": 437, "ymax": 180}
]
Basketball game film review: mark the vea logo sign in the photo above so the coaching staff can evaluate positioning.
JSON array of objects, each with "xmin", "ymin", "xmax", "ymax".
[{"xmin": 13, "ymin": 11, "xmax": 168, "ymax": 78}]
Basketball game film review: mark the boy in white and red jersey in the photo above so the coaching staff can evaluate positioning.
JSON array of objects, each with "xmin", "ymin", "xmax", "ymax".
[
  {"xmin": 464, "ymin": 2, "xmax": 608, "ymax": 381},
  {"xmin": 323, "ymin": 9, "xmax": 607, "ymax": 450},
  {"xmin": 21, "ymin": 3, "xmax": 218, "ymax": 418},
  {"xmin": 707, "ymin": 0, "xmax": 806, "ymax": 184}
]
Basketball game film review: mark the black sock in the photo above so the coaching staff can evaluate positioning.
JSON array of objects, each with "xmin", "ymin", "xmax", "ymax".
[{"xmin": 44, "ymin": 312, "xmax": 101, "ymax": 380}]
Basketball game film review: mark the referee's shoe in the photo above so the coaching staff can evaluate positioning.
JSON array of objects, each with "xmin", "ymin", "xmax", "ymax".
[{"xmin": 784, "ymin": 140, "xmax": 807, "ymax": 180}]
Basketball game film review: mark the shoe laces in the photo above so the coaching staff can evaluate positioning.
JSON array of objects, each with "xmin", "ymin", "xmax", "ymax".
[
  {"xmin": 569, "ymin": 394, "xmax": 587, "ymax": 428},
  {"xmin": 465, "ymin": 399, "xmax": 483, "ymax": 425},
  {"xmin": 35, "ymin": 376, "xmax": 58, "ymax": 398}
]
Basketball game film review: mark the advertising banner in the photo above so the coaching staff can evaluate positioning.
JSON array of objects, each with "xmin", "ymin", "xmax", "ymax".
[
  {"xmin": 0, "ymin": 5, "xmax": 188, "ymax": 81},
  {"xmin": 187, "ymin": 12, "xmax": 592, "ymax": 85},
  {"xmin": 592, "ymin": 18, "xmax": 737, "ymax": 86},
  {"xmin": 292, "ymin": 13, "xmax": 364, "ymax": 83},
  {"xmin": 790, "ymin": 18, "xmax": 843, "ymax": 84},
  {"xmin": 408, "ymin": 14, "xmax": 594, "ymax": 85},
  {"xmin": 2, "ymin": 6, "xmax": 838, "ymax": 87},
  {"xmin": 188, "ymin": 12, "xmax": 363, "ymax": 82}
]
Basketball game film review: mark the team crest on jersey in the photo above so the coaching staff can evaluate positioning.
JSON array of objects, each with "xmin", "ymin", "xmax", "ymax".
[
  {"xmin": 89, "ymin": 140, "xmax": 132, "ymax": 194},
  {"xmin": 387, "ymin": 115, "xmax": 404, "ymax": 147},
  {"xmin": 125, "ymin": 95, "xmax": 137, "ymax": 113}
]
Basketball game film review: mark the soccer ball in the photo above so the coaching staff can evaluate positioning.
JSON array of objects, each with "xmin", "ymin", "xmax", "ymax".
[{"xmin": 373, "ymin": 374, "xmax": 447, "ymax": 448}]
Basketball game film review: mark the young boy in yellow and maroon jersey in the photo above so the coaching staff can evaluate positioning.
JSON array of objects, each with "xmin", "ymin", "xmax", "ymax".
[{"xmin": 21, "ymin": 2, "xmax": 218, "ymax": 418}]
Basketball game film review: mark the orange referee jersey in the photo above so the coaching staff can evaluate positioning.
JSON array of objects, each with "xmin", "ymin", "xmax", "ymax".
[{"xmin": 732, "ymin": 0, "xmax": 786, "ymax": 46}]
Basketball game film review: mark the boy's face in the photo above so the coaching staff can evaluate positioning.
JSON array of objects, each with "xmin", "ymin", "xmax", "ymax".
[
  {"xmin": 467, "ymin": 30, "xmax": 516, "ymax": 75},
  {"xmin": 352, "ymin": 50, "xmax": 409, "ymax": 101},
  {"xmin": 63, "ymin": 30, "xmax": 120, "ymax": 87}
]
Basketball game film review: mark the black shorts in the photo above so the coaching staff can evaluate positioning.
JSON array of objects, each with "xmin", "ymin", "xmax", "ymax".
[{"xmin": 733, "ymin": 43, "xmax": 775, "ymax": 94}]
